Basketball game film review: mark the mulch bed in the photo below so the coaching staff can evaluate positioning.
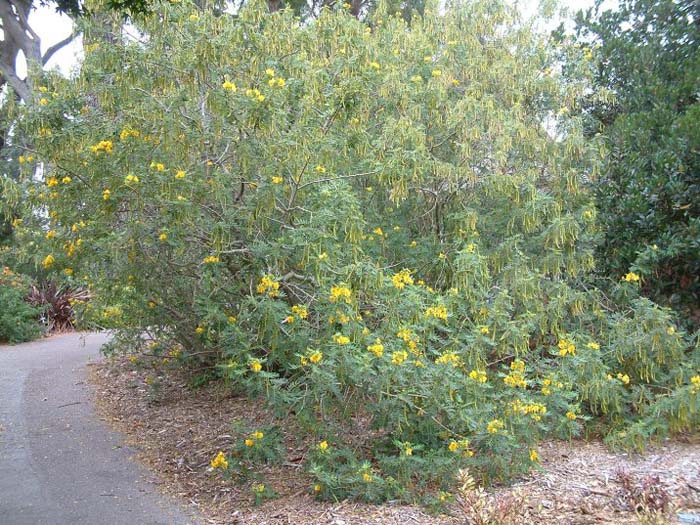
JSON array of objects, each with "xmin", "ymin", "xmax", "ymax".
[{"xmin": 88, "ymin": 356, "xmax": 700, "ymax": 524}]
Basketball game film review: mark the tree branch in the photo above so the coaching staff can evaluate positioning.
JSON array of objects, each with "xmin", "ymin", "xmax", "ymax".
[{"xmin": 42, "ymin": 32, "xmax": 80, "ymax": 66}]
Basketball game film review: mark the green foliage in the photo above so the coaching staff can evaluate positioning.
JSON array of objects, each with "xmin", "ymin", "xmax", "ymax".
[
  {"xmin": 13, "ymin": 0, "xmax": 700, "ymax": 503},
  {"xmin": 575, "ymin": 0, "xmax": 700, "ymax": 325},
  {"xmin": 0, "ymin": 267, "xmax": 44, "ymax": 344}
]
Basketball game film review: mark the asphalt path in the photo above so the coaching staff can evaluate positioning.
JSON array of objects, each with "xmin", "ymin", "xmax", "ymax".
[{"xmin": 0, "ymin": 332, "xmax": 201, "ymax": 525}]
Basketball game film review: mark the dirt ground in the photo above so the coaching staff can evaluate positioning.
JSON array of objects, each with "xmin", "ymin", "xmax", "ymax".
[{"xmin": 88, "ymin": 356, "xmax": 700, "ymax": 525}]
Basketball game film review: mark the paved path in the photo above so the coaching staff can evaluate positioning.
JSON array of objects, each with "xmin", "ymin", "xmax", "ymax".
[{"xmin": 0, "ymin": 332, "xmax": 201, "ymax": 525}]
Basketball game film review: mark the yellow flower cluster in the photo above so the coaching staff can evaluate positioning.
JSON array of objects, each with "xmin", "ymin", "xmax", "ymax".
[
  {"xmin": 624, "ymin": 272, "xmax": 640, "ymax": 282},
  {"xmin": 125, "ymin": 174, "xmax": 140, "ymax": 184},
  {"xmin": 333, "ymin": 334, "xmax": 350, "ymax": 345},
  {"xmin": 424, "ymin": 304, "xmax": 448, "ymax": 320},
  {"xmin": 391, "ymin": 269, "xmax": 414, "ymax": 290},
  {"xmin": 291, "ymin": 304, "xmax": 308, "ymax": 319},
  {"xmin": 448, "ymin": 439, "xmax": 473, "ymax": 456},
  {"xmin": 329, "ymin": 285, "xmax": 352, "ymax": 303},
  {"xmin": 202, "ymin": 255, "xmax": 220, "ymax": 264},
  {"xmin": 503, "ymin": 372, "xmax": 527, "ymax": 388},
  {"xmin": 271, "ymin": 176, "xmax": 284, "ymax": 184},
  {"xmin": 435, "ymin": 351, "xmax": 461, "ymax": 367},
  {"xmin": 102, "ymin": 189, "xmax": 111, "ymax": 200},
  {"xmin": 617, "ymin": 372, "xmax": 630, "ymax": 385},
  {"xmin": 391, "ymin": 350, "xmax": 408, "ymax": 365},
  {"xmin": 558, "ymin": 338, "xmax": 576, "ymax": 356},
  {"xmin": 367, "ymin": 339, "xmax": 384, "ymax": 357},
  {"xmin": 529, "ymin": 449, "xmax": 539, "ymax": 462},
  {"xmin": 691, "ymin": 375, "xmax": 700, "ymax": 394},
  {"xmin": 317, "ymin": 440, "xmax": 329, "ymax": 452},
  {"xmin": 257, "ymin": 275, "xmax": 280, "ymax": 297},
  {"xmin": 396, "ymin": 328, "xmax": 419, "ymax": 353},
  {"xmin": 245, "ymin": 88, "xmax": 265, "ymax": 102},
  {"xmin": 222, "ymin": 79, "xmax": 237, "ymax": 92},
  {"xmin": 587, "ymin": 341, "xmax": 600, "ymax": 350},
  {"xmin": 468, "ymin": 369, "xmax": 488, "ymax": 383},
  {"xmin": 250, "ymin": 359, "xmax": 262, "ymax": 372},
  {"xmin": 119, "ymin": 127, "xmax": 140, "ymax": 141},
  {"xmin": 486, "ymin": 419, "xmax": 505, "ymax": 434},
  {"xmin": 47, "ymin": 177, "xmax": 59, "ymax": 187},
  {"xmin": 42, "ymin": 254, "xmax": 55, "ymax": 269},
  {"xmin": 90, "ymin": 140, "xmax": 113, "ymax": 154},
  {"xmin": 267, "ymin": 77, "xmax": 285, "ymax": 88},
  {"xmin": 328, "ymin": 310, "xmax": 350, "ymax": 324},
  {"xmin": 308, "ymin": 350, "xmax": 323, "ymax": 364},
  {"xmin": 210, "ymin": 451, "xmax": 228, "ymax": 469},
  {"xmin": 509, "ymin": 399, "xmax": 547, "ymax": 421},
  {"xmin": 566, "ymin": 411, "xmax": 577, "ymax": 420}
]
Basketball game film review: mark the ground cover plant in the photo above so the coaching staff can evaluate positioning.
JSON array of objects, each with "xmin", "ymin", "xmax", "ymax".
[{"xmin": 6, "ymin": 0, "xmax": 700, "ymax": 505}]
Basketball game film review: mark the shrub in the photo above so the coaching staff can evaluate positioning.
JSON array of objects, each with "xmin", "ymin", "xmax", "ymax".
[
  {"xmin": 13, "ymin": 0, "xmax": 700, "ymax": 503},
  {"xmin": 0, "ymin": 267, "xmax": 43, "ymax": 344}
]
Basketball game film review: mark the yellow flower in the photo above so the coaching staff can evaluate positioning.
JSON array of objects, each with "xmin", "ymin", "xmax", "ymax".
[
  {"xmin": 210, "ymin": 451, "xmax": 228, "ymax": 470},
  {"xmin": 314, "ymin": 484, "xmax": 322, "ymax": 493},
  {"xmin": 244, "ymin": 438, "xmax": 255, "ymax": 447},
  {"xmin": 691, "ymin": 376, "xmax": 700, "ymax": 385},
  {"xmin": 529, "ymin": 449, "xmax": 539, "ymax": 462},
  {"xmin": 318, "ymin": 440, "xmax": 329, "ymax": 451},
  {"xmin": 42, "ymin": 254, "xmax": 55, "ymax": 269},
  {"xmin": 175, "ymin": 170, "xmax": 186, "ymax": 179},
  {"xmin": 250, "ymin": 359, "xmax": 262, "ymax": 372},
  {"xmin": 314, "ymin": 165, "xmax": 326, "ymax": 173},
  {"xmin": 252, "ymin": 431, "xmax": 264, "ymax": 439},
  {"xmin": 431, "ymin": 69, "xmax": 442, "ymax": 77},
  {"xmin": 148, "ymin": 301, "xmax": 157, "ymax": 308},
  {"xmin": 222, "ymin": 80, "xmax": 237, "ymax": 92},
  {"xmin": 125, "ymin": 174, "xmax": 139, "ymax": 184},
  {"xmin": 666, "ymin": 326, "xmax": 676, "ymax": 335},
  {"xmin": 102, "ymin": 189, "xmax": 111, "ymax": 200},
  {"xmin": 61, "ymin": 176, "xmax": 71, "ymax": 184},
  {"xmin": 285, "ymin": 315, "xmax": 295, "ymax": 324},
  {"xmin": 203, "ymin": 255, "xmax": 220, "ymax": 264},
  {"xmin": 253, "ymin": 483, "xmax": 265, "ymax": 494},
  {"xmin": 624, "ymin": 272, "xmax": 640, "ymax": 282},
  {"xmin": 404, "ymin": 446, "xmax": 412, "ymax": 456},
  {"xmin": 587, "ymin": 342, "xmax": 600, "ymax": 350},
  {"xmin": 47, "ymin": 177, "xmax": 59, "ymax": 187},
  {"xmin": 189, "ymin": 13, "xmax": 199, "ymax": 20},
  {"xmin": 291, "ymin": 305, "xmax": 308, "ymax": 319},
  {"xmin": 256, "ymin": 275, "xmax": 280, "ymax": 297},
  {"xmin": 424, "ymin": 305, "xmax": 448, "ymax": 320},
  {"xmin": 367, "ymin": 339, "xmax": 384, "ymax": 357},
  {"xmin": 227, "ymin": 315, "xmax": 237, "ymax": 324},
  {"xmin": 479, "ymin": 325, "xmax": 490, "ymax": 335},
  {"xmin": 63, "ymin": 268, "xmax": 73, "ymax": 276},
  {"xmin": 272, "ymin": 176, "xmax": 284, "ymax": 184},
  {"xmin": 39, "ymin": 98, "xmax": 48, "ymax": 105},
  {"xmin": 410, "ymin": 240, "xmax": 417, "ymax": 248},
  {"xmin": 329, "ymin": 285, "xmax": 352, "ymax": 303},
  {"xmin": 362, "ymin": 472, "xmax": 372, "ymax": 482},
  {"xmin": 617, "ymin": 373, "xmax": 630, "ymax": 385},
  {"xmin": 486, "ymin": 419, "xmax": 504, "ymax": 434},
  {"xmin": 452, "ymin": 79, "xmax": 460, "ymax": 85},
  {"xmin": 438, "ymin": 252, "xmax": 447, "ymax": 260},
  {"xmin": 159, "ymin": 233, "xmax": 168, "ymax": 241},
  {"xmin": 333, "ymin": 334, "xmax": 350, "ymax": 345},
  {"xmin": 309, "ymin": 351, "xmax": 323, "ymax": 364},
  {"xmin": 265, "ymin": 68, "xmax": 275, "ymax": 77},
  {"xmin": 410, "ymin": 75, "xmax": 422, "ymax": 83},
  {"xmin": 318, "ymin": 252, "xmax": 328, "ymax": 261},
  {"xmin": 391, "ymin": 350, "xmax": 408, "ymax": 366},
  {"xmin": 46, "ymin": 230, "xmax": 56, "ymax": 239},
  {"xmin": 195, "ymin": 326, "xmax": 205, "ymax": 334},
  {"xmin": 448, "ymin": 441, "xmax": 459, "ymax": 452},
  {"xmin": 368, "ymin": 61, "xmax": 380, "ymax": 70},
  {"xmin": 566, "ymin": 411, "xmax": 577, "ymax": 420},
  {"xmin": 469, "ymin": 370, "xmax": 487, "ymax": 383},
  {"xmin": 391, "ymin": 268, "xmax": 414, "ymax": 289}
]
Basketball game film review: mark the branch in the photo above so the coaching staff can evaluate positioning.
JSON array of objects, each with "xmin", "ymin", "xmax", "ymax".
[
  {"xmin": 0, "ymin": 61, "xmax": 29, "ymax": 101},
  {"xmin": 42, "ymin": 32, "xmax": 80, "ymax": 66}
]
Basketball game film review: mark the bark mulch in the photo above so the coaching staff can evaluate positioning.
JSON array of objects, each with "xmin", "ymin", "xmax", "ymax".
[{"xmin": 88, "ymin": 357, "xmax": 700, "ymax": 524}]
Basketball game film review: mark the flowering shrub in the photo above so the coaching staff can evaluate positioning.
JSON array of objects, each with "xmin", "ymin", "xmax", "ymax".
[{"xmin": 10, "ymin": 0, "xmax": 700, "ymax": 503}]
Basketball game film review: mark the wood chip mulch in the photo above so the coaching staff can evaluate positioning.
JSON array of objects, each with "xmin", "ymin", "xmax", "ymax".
[{"xmin": 88, "ymin": 357, "xmax": 700, "ymax": 525}]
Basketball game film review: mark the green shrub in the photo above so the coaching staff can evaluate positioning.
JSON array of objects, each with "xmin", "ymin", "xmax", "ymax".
[
  {"xmin": 0, "ymin": 267, "xmax": 43, "ymax": 344},
  {"xmin": 12, "ymin": 0, "xmax": 700, "ymax": 503}
]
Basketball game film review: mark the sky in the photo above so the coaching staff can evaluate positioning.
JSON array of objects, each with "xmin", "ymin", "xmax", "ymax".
[{"xmin": 27, "ymin": 0, "xmax": 606, "ymax": 76}]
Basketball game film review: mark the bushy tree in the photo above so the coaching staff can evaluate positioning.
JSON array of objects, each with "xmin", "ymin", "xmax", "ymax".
[
  {"xmin": 576, "ymin": 0, "xmax": 700, "ymax": 326},
  {"xmin": 10, "ymin": 0, "xmax": 700, "ymax": 501}
]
